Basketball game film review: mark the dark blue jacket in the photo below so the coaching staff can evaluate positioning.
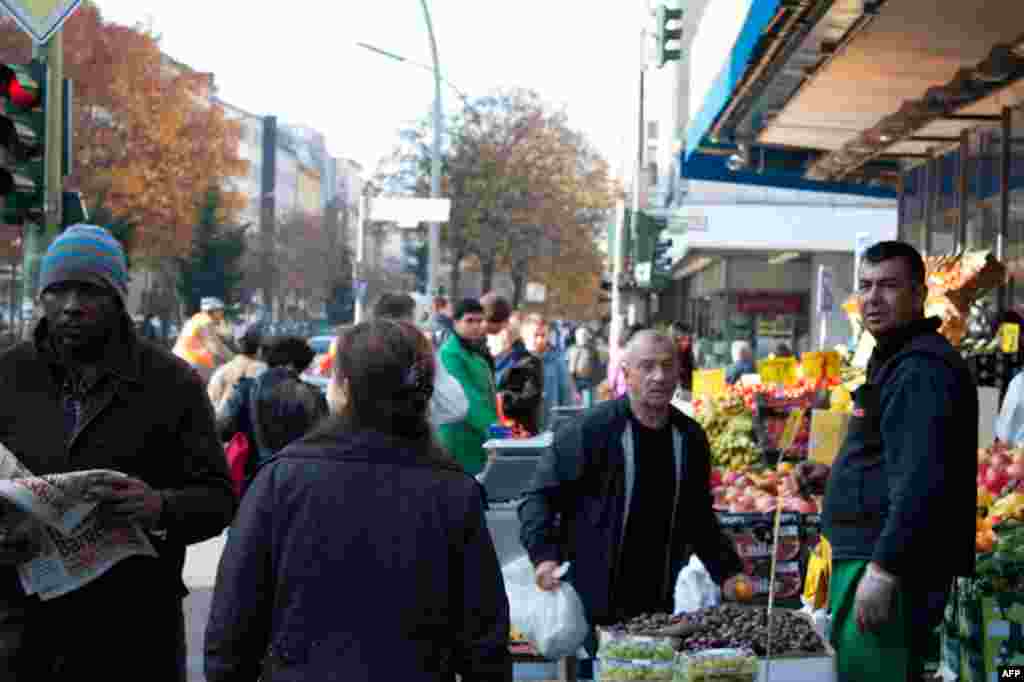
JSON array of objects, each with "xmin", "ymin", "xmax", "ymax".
[
  {"xmin": 204, "ymin": 429, "xmax": 510, "ymax": 682},
  {"xmin": 822, "ymin": 317, "xmax": 977, "ymax": 581}
]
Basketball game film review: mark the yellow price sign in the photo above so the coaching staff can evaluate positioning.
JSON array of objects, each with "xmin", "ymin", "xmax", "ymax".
[
  {"xmin": 779, "ymin": 408, "xmax": 805, "ymax": 450},
  {"xmin": 1000, "ymin": 323, "xmax": 1020, "ymax": 354},
  {"xmin": 802, "ymin": 351, "xmax": 841, "ymax": 381},
  {"xmin": 692, "ymin": 368, "xmax": 726, "ymax": 398},
  {"xmin": 758, "ymin": 357, "xmax": 798, "ymax": 386}
]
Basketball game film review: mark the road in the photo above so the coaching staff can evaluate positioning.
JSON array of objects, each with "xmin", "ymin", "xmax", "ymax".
[{"xmin": 183, "ymin": 531, "xmax": 227, "ymax": 682}]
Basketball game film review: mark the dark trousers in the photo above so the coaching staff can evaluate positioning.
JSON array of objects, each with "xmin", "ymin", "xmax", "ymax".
[{"xmin": 0, "ymin": 581, "xmax": 185, "ymax": 681}]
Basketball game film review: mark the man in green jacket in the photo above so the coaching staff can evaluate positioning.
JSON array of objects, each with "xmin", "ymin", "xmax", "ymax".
[{"xmin": 438, "ymin": 298, "xmax": 498, "ymax": 475}]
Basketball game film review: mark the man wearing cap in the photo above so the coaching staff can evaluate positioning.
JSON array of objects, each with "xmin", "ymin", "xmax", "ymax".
[
  {"xmin": 0, "ymin": 225, "xmax": 236, "ymax": 680},
  {"xmin": 173, "ymin": 296, "xmax": 235, "ymax": 383}
]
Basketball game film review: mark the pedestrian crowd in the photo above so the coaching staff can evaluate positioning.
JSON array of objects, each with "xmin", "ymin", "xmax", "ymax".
[{"xmin": 0, "ymin": 224, "xmax": 975, "ymax": 681}]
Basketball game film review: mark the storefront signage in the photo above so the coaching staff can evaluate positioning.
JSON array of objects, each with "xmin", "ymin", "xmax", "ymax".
[
  {"xmin": 693, "ymin": 368, "xmax": 727, "ymax": 398},
  {"xmin": 735, "ymin": 292, "xmax": 804, "ymax": 315},
  {"xmin": 758, "ymin": 357, "xmax": 798, "ymax": 386},
  {"xmin": 801, "ymin": 351, "xmax": 841, "ymax": 380}
]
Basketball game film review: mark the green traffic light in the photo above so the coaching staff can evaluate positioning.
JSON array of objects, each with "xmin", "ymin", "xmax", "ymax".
[{"xmin": 656, "ymin": 5, "xmax": 684, "ymax": 68}]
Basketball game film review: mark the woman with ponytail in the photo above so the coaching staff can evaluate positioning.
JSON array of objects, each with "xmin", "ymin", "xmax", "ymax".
[{"xmin": 205, "ymin": 320, "xmax": 511, "ymax": 682}]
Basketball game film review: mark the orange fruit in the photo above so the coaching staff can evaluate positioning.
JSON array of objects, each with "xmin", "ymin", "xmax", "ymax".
[{"xmin": 735, "ymin": 578, "xmax": 755, "ymax": 602}]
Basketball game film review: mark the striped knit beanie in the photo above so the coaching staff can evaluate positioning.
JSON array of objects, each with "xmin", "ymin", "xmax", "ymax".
[{"xmin": 39, "ymin": 224, "xmax": 129, "ymax": 302}]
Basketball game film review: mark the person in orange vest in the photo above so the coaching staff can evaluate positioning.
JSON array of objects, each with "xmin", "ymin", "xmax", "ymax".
[{"xmin": 173, "ymin": 297, "xmax": 235, "ymax": 383}]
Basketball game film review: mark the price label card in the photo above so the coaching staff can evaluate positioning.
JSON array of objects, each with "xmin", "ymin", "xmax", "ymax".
[
  {"xmin": 758, "ymin": 357, "xmax": 798, "ymax": 386},
  {"xmin": 1000, "ymin": 323, "xmax": 1020, "ymax": 354},
  {"xmin": 693, "ymin": 368, "xmax": 726, "ymax": 398},
  {"xmin": 779, "ymin": 408, "xmax": 805, "ymax": 450},
  {"xmin": 808, "ymin": 410, "xmax": 851, "ymax": 465}
]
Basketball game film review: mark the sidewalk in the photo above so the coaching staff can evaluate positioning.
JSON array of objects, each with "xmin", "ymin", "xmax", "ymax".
[{"xmin": 183, "ymin": 531, "xmax": 227, "ymax": 682}]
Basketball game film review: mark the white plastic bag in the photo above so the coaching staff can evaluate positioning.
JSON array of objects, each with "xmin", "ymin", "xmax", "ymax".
[
  {"xmin": 673, "ymin": 555, "xmax": 721, "ymax": 615},
  {"xmin": 501, "ymin": 557, "xmax": 589, "ymax": 660}
]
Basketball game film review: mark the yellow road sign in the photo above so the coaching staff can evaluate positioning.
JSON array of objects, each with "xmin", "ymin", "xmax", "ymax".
[{"xmin": 0, "ymin": 0, "xmax": 81, "ymax": 44}]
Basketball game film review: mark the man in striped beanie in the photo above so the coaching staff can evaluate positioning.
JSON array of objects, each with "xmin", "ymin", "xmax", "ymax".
[
  {"xmin": 0, "ymin": 223, "xmax": 236, "ymax": 680},
  {"xmin": 35, "ymin": 223, "xmax": 130, "ymax": 355}
]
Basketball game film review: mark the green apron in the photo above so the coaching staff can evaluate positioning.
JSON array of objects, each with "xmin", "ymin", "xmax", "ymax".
[{"xmin": 831, "ymin": 559, "xmax": 917, "ymax": 682}]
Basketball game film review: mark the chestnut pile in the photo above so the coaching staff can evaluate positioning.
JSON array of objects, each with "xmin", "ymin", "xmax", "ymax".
[{"xmin": 674, "ymin": 605, "xmax": 825, "ymax": 657}]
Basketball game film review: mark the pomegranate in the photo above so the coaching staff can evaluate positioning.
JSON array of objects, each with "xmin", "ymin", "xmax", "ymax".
[
  {"xmin": 723, "ymin": 471, "xmax": 739, "ymax": 486},
  {"xmin": 986, "ymin": 467, "xmax": 1009, "ymax": 496}
]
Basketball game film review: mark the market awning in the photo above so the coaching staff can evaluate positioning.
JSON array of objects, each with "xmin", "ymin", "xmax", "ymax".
[
  {"xmin": 683, "ymin": 0, "xmax": 782, "ymax": 159},
  {"xmin": 681, "ymin": 0, "xmax": 1024, "ymax": 188}
]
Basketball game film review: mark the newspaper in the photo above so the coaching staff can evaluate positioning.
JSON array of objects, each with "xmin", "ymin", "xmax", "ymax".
[{"xmin": 0, "ymin": 444, "xmax": 158, "ymax": 601}]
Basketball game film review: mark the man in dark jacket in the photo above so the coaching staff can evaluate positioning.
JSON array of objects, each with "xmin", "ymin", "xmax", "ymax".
[
  {"xmin": 519, "ymin": 330, "xmax": 743, "ymax": 651},
  {"xmin": 0, "ymin": 224, "xmax": 236, "ymax": 681},
  {"xmin": 818, "ymin": 241, "xmax": 977, "ymax": 681},
  {"xmin": 490, "ymin": 312, "xmax": 543, "ymax": 434}
]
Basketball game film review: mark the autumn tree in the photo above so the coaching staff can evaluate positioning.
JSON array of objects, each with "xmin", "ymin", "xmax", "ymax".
[
  {"xmin": 379, "ymin": 88, "xmax": 616, "ymax": 316},
  {"xmin": 0, "ymin": 3, "xmax": 249, "ymax": 260}
]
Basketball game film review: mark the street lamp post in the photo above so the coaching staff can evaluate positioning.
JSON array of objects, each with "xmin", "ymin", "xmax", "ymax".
[{"xmin": 420, "ymin": 0, "xmax": 443, "ymax": 297}]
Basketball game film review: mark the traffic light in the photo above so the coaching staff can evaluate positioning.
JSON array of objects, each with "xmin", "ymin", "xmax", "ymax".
[
  {"xmin": 403, "ymin": 236, "xmax": 428, "ymax": 294},
  {"xmin": 655, "ymin": 5, "xmax": 684, "ymax": 68},
  {"xmin": 653, "ymin": 237, "xmax": 674, "ymax": 276},
  {"xmin": 0, "ymin": 61, "xmax": 44, "ymax": 226}
]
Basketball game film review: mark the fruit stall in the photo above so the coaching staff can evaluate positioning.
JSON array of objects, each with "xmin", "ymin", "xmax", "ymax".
[
  {"xmin": 937, "ymin": 443, "xmax": 1024, "ymax": 681},
  {"xmin": 595, "ymin": 606, "xmax": 832, "ymax": 681}
]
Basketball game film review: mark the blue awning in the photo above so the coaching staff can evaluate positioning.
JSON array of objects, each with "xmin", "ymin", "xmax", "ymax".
[
  {"xmin": 680, "ymin": 152, "xmax": 899, "ymax": 199},
  {"xmin": 684, "ymin": 0, "xmax": 782, "ymax": 160}
]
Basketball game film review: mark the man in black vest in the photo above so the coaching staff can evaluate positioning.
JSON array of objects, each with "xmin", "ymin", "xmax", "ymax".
[{"xmin": 818, "ymin": 241, "xmax": 977, "ymax": 681}]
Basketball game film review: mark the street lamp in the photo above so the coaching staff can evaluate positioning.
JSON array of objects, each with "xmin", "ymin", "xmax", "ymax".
[{"xmin": 354, "ymin": 0, "xmax": 448, "ymax": 297}]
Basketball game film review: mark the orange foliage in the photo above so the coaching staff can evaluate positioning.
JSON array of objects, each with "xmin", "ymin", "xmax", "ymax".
[{"xmin": 0, "ymin": 6, "xmax": 248, "ymax": 259}]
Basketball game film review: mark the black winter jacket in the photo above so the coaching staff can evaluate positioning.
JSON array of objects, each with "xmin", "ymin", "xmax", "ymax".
[
  {"xmin": 494, "ymin": 341, "xmax": 543, "ymax": 434},
  {"xmin": 205, "ymin": 428, "xmax": 510, "ymax": 682},
  {"xmin": 0, "ymin": 316, "xmax": 235, "ymax": 599},
  {"xmin": 518, "ymin": 397, "xmax": 742, "ymax": 626},
  {"xmin": 822, "ymin": 317, "xmax": 977, "ymax": 580}
]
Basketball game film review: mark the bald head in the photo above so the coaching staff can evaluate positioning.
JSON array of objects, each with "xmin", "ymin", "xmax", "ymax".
[
  {"xmin": 622, "ymin": 330, "xmax": 676, "ymax": 368},
  {"xmin": 622, "ymin": 329, "xmax": 679, "ymax": 409}
]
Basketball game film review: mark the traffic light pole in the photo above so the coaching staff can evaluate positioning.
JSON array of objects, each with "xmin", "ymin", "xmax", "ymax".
[
  {"xmin": 420, "ymin": 0, "xmax": 443, "ymax": 298},
  {"xmin": 21, "ymin": 31, "xmax": 63, "ymax": 325},
  {"xmin": 42, "ymin": 33, "xmax": 63, "ymax": 236},
  {"xmin": 612, "ymin": 31, "xmax": 647, "ymax": 353}
]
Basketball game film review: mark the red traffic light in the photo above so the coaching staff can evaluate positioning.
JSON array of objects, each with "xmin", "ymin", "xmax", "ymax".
[{"xmin": 0, "ymin": 66, "xmax": 39, "ymax": 109}]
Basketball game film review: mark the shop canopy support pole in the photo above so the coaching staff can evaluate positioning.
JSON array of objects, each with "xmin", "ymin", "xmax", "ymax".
[
  {"xmin": 1001, "ymin": 106, "xmax": 1012, "ymax": 312},
  {"xmin": 958, "ymin": 130, "xmax": 970, "ymax": 251}
]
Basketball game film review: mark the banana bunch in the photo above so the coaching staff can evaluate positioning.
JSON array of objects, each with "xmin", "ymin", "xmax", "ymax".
[{"xmin": 960, "ymin": 336, "xmax": 1001, "ymax": 357}]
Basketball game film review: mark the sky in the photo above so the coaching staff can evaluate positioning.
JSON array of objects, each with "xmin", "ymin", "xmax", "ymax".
[{"xmin": 93, "ymin": 0, "xmax": 664, "ymax": 179}]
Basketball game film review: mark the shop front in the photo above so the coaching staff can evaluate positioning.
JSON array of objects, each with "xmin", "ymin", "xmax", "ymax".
[
  {"xmin": 661, "ymin": 201, "xmax": 895, "ymax": 365},
  {"xmin": 654, "ymin": 3, "xmax": 1024, "ymax": 677}
]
